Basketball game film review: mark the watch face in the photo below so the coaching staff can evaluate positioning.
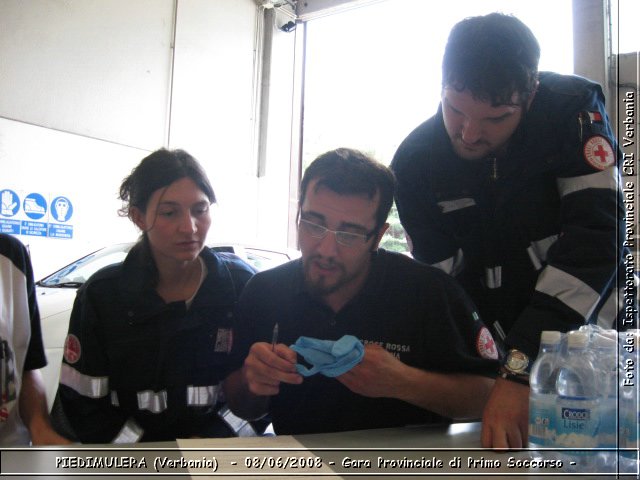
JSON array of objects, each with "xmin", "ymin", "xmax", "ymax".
[{"xmin": 506, "ymin": 350, "xmax": 529, "ymax": 373}]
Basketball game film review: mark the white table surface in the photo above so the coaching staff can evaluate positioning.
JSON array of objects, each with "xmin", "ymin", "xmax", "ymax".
[{"xmin": 0, "ymin": 422, "xmax": 631, "ymax": 479}]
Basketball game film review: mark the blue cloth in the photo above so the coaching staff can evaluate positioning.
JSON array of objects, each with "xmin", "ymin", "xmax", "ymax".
[{"xmin": 290, "ymin": 335, "xmax": 364, "ymax": 377}]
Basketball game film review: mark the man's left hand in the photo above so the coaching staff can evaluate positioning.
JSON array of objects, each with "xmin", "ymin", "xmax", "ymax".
[
  {"xmin": 336, "ymin": 344, "xmax": 406, "ymax": 398},
  {"xmin": 480, "ymin": 377, "xmax": 529, "ymax": 449}
]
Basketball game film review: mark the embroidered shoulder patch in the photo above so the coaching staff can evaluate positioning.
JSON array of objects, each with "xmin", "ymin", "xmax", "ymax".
[
  {"xmin": 476, "ymin": 327, "xmax": 499, "ymax": 360},
  {"xmin": 583, "ymin": 135, "xmax": 615, "ymax": 170},
  {"xmin": 63, "ymin": 334, "xmax": 82, "ymax": 364}
]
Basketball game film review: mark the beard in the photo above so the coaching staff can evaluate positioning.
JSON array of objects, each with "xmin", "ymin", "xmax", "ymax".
[
  {"xmin": 303, "ymin": 255, "xmax": 354, "ymax": 298},
  {"xmin": 450, "ymin": 135, "xmax": 493, "ymax": 161}
]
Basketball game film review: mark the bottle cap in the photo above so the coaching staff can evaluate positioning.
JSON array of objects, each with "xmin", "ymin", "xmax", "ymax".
[
  {"xmin": 540, "ymin": 330, "xmax": 562, "ymax": 344},
  {"xmin": 567, "ymin": 330, "xmax": 588, "ymax": 348}
]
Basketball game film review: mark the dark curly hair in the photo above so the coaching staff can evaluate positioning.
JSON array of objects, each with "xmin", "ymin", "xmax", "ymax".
[
  {"xmin": 442, "ymin": 13, "xmax": 540, "ymax": 106},
  {"xmin": 299, "ymin": 148, "xmax": 396, "ymax": 232},
  {"xmin": 119, "ymin": 148, "xmax": 215, "ymax": 218}
]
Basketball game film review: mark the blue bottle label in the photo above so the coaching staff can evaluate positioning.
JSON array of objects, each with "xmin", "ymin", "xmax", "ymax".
[{"xmin": 555, "ymin": 403, "xmax": 600, "ymax": 452}]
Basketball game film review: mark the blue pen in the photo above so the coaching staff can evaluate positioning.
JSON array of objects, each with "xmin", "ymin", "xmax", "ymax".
[{"xmin": 271, "ymin": 323, "xmax": 279, "ymax": 351}]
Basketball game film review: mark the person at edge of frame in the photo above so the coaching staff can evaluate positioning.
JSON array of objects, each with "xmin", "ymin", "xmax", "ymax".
[
  {"xmin": 390, "ymin": 12, "xmax": 633, "ymax": 449},
  {"xmin": 0, "ymin": 233, "xmax": 72, "ymax": 446}
]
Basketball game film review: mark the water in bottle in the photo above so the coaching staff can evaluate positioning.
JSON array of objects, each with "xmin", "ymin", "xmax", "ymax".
[
  {"xmin": 555, "ymin": 330, "xmax": 600, "ymax": 472},
  {"xmin": 528, "ymin": 330, "xmax": 562, "ymax": 460},
  {"xmin": 591, "ymin": 329, "xmax": 617, "ymax": 471}
]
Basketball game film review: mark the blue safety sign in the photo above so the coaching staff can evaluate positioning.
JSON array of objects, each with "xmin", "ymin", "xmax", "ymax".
[
  {"xmin": 0, "ymin": 219, "xmax": 20, "ymax": 235},
  {"xmin": 23, "ymin": 193, "xmax": 47, "ymax": 220},
  {"xmin": 1, "ymin": 188, "xmax": 74, "ymax": 239},
  {"xmin": 21, "ymin": 221, "xmax": 47, "ymax": 237},
  {"xmin": 51, "ymin": 196, "xmax": 73, "ymax": 223},
  {"xmin": 0, "ymin": 189, "xmax": 20, "ymax": 217}
]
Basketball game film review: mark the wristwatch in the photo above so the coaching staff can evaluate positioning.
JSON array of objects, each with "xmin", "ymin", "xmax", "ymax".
[
  {"xmin": 499, "ymin": 349, "xmax": 531, "ymax": 386},
  {"xmin": 504, "ymin": 349, "xmax": 530, "ymax": 375}
]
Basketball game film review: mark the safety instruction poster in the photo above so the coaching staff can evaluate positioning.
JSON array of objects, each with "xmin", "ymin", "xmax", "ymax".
[{"xmin": 0, "ymin": 188, "xmax": 74, "ymax": 239}]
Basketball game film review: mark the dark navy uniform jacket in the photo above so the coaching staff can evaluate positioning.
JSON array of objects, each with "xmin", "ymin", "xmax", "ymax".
[
  {"xmin": 391, "ymin": 72, "xmax": 626, "ymax": 362},
  {"xmin": 231, "ymin": 249, "xmax": 499, "ymax": 435},
  {"xmin": 58, "ymin": 244, "xmax": 254, "ymax": 443}
]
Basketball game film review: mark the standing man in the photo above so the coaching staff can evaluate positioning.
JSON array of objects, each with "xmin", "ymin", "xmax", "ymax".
[
  {"xmin": 0, "ymin": 234, "xmax": 70, "ymax": 445},
  {"xmin": 224, "ymin": 148, "xmax": 498, "ymax": 435},
  {"xmin": 391, "ymin": 13, "xmax": 625, "ymax": 449}
]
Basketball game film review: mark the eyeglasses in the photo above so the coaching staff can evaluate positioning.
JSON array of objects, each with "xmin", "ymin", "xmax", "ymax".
[{"xmin": 298, "ymin": 218, "xmax": 377, "ymax": 247}]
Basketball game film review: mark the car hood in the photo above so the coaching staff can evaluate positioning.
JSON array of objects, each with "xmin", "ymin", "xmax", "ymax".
[{"xmin": 36, "ymin": 286, "xmax": 78, "ymax": 319}]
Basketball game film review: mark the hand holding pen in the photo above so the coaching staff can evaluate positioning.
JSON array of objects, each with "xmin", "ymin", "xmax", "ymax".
[{"xmin": 240, "ymin": 322, "xmax": 302, "ymax": 396}]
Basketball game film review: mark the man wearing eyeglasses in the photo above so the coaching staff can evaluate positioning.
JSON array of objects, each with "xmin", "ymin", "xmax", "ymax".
[{"xmin": 223, "ymin": 148, "xmax": 498, "ymax": 435}]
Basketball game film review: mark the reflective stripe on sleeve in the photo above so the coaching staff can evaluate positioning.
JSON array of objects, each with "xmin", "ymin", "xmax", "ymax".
[
  {"xmin": 137, "ymin": 390, "xmax": 168, "ymax": 414},
  {"xmin": 431, "ymin": 249, "xmax": 464, "ymax": 276},
  {"xmin": 218, "ymin": 405, "xmax": 258, "ymax": 437},
  {"xmin": 485, "ymin": 266, "xmax": 502, "ymax": 289},
  {"xmin": 186, "ymin": 385, "xmax": 220, "ymax": 406},
  {"xmin": 556, "ymin": 167, "xmax": 619, "ymax": 198},
  {"xmin": 59, "ymin": 363, "xmax": 109, "ymax": 399},
  {"xmin": 535, "ymin": 265, "xmax": 600, "ymax": 319},
  {"xmin": 437, "ymin": 197, "xmax": 476, "ymax": 213},
  {"xmin": 112, "ymin": 418, "xmax": 144, "ymax": 444},
  {"xmin": 527, "ymin": 234, "xmax": 559, "ymax": 270}
]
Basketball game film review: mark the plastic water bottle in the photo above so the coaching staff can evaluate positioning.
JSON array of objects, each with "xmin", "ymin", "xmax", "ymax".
[
  {"xmin": 555, "ymin": 330, "xmax": 600, "ymax": 472},
  {"xmin": 619, "ymin": 330, "xmax": 639, "ymax": 474},
  {"xmin": 591, "ymin": 329, "xmax": 618, "ymax": 472},
  {"xmin": 528, "ymin": 330, "xmax": 562, "ymax": 459}
]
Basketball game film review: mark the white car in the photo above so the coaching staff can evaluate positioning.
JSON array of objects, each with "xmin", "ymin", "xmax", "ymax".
[{"xmin": 36, "ymin": 242, "xmax": 295, "ymax": 409}]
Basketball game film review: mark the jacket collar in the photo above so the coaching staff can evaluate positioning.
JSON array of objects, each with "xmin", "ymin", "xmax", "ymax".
[{"xmin": 120, "ymin": 244, "xmax": 237, "ymax": 324}]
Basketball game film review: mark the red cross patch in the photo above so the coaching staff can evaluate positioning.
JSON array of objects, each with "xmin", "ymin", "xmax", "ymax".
[
  {"xmin": 64, "ymin": 334, "xmax": 82, "ymax": 364},
  {"xmin": 476, "ymin": 327, "xmax": 499, "ymax": 360},
  {"xmin": 583, "ymin": 135, "xmax": 615, "ymax": 170}
]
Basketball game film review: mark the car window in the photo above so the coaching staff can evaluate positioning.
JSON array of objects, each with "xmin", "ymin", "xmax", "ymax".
[{"xmin": 245, "ymin": 248, "xmax": 290, "ymax": 271}]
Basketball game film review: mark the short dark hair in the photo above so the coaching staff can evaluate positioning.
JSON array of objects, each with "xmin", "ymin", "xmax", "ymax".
[
  {"xmin": 119, "ymin": 148, "xmax": 215, "ymax": 217},
  {"xmin": 442, "ymin": 13, "xmax": 540, "ymax": 106},
  {"xmin": 299, "ymin": 148, "xmax": 396, "ymax": 231}
]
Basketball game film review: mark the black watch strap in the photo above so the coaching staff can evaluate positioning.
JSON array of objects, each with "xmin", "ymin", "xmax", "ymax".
[{"xmin": 499, "ymin": 366, "xmax": 530, "ymax": 386}]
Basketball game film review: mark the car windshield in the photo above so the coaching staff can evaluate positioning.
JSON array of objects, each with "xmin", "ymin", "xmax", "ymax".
[
  {"xmin": 36, "ymin": 243, "xmax": 293, "ymax": 288},
  {"xmin": 37, "ymin": 243, "xmax": 133, "ymax": 287}
]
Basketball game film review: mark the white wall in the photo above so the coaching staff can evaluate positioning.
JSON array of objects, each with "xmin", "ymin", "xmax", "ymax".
[
  {"xmin": 0, "ymin": 0, "xmax": 295, "ymax": 278},
  {"xmin": 0, "ymin": 0, "xmax": 174, "ymax": 149}
]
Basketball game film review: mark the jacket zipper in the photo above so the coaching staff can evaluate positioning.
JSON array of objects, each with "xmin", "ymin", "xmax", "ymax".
[{"xmin": 490, "ymin": 157, "xmax": 498, "ymax": 181}]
